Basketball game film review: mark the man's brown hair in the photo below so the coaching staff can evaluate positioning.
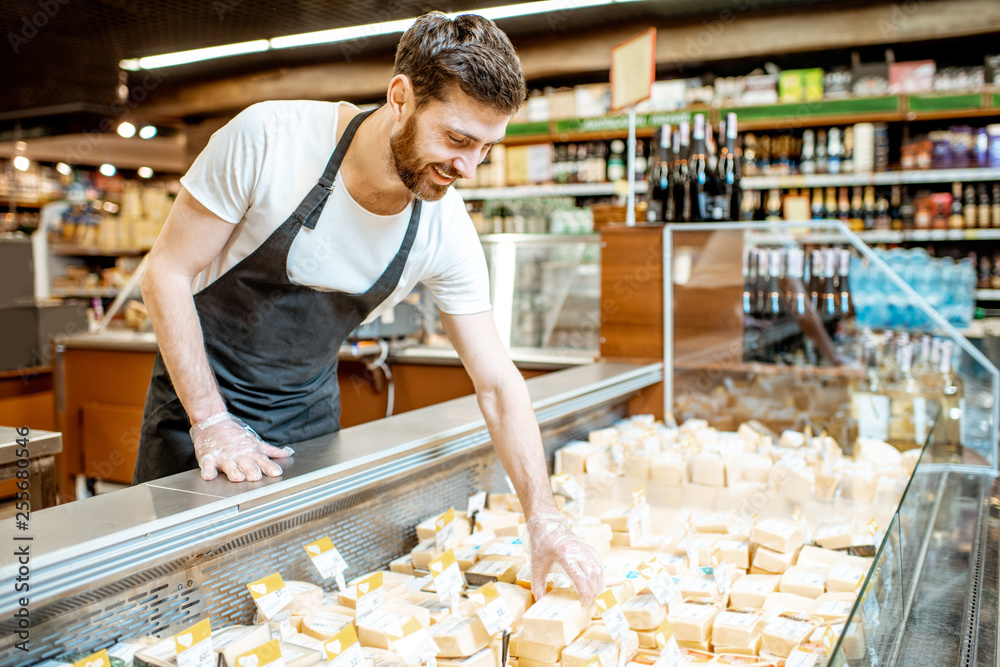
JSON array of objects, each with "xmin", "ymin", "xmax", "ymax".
[{"xmin": 394, "ymin": 12, "xmax": 526, "ymax": 117}]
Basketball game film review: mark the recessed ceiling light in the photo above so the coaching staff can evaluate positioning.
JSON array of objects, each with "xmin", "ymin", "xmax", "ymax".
[
  {"xmin": 117, "ymin": 122, "xmax": 136, "ymax": 138},
  {"xmin": 13, "ymin": 156, "xmax": 30, "ymax": 171},
  {"xmin": 99, "ymin": 164, "xmax": 117, "ymax": 177},
  {"xmin": 56, "ymin": 162, "xmax": 72, "ymax": 176},
  {"xmin": 139, "ymin": 125, "xmax": 157, "ymax": 139},
  {"xmin": 138, "ymin": 167, "xmax": 154, "ymax": 178}
]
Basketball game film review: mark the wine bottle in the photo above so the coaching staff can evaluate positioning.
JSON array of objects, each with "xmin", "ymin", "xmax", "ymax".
[
  {"xmin": 714, "ymin": 114, "xmax": 740, "ymax": 221},
  {"xmin": 800, "ymin": 130, "xmax": 816, "ymax": 175},
  {"xmin": 815, "ymin": 129, "xmax": 829, "ymax": 174},
  {"xmin": 811, "ymin": 187, "xmax": 825, "ymax": 219},
  {"xmin": 978, "ymin": 184, "xmax": 991, "ymax": 228},
  {"xmin": 828, "ymin": 128, "xmax": 843, "ymax": 175},
  {"xmin": 674, "ymin": 123, "xmax": 691, "ymax": 222},
  {"xmin": 949, "ymin": 182, "xmax": 966, "ymax": 230},
  {"xmin": 688, "ymin": 115, "xmax": 710, "ymax": 222},
  {"xmin": 964, "ymin": 184, "xmax": 977, "ymax": 228}
]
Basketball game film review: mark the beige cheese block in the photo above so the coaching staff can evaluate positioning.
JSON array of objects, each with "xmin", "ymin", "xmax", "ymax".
[
  {"xmin": 557, "ymin": 441, "xmax": 600, "ymax": 475},
  {"xmin": 585, "ymin": 449, "xmax": 614, "ymax": 475},
  {"xmin": 518, "ymin": 659, "xmax": 558, "ymax": 667},
  {"xmin": 390, "ymin": 554, "xmax": 416, "ymax": 575},
  {"xmin": 358, "ymin": 609, "xmax": 414, "ymax": 650},
  {"xmin": 521, "ymin": 590, "xmax": 591, "ymax": 646},
  {"xmin": 826, "ymin": 564, "xmax": 869, "ymax": 593},
  {"xmin": 712, "ymin": 609, "xmax": 765, "ymax": 648},
  {"xmin": 438, "ymin": 647, "xmax": 498, "ymax": 667},
  {"xmin": 815, "ymin": 592, "xmax": 857, "ymax": 621},
  {"xmin": 412, "ymin": 539, "xmax": 446, "ymax": 571},
  {"xmin": 692, "ymin": 513, "xmax": 734, "ymax": 534},
  {"xmin": 624, "ymin": 453, "xmax": 652, "ymax": 479},
  {"xmin": 453, "ymin": 546, "xmax": 481, "ymax": 572},
  {"xmin": 741, "ymin": 455, "xmax": 773, "ymax": 484},
  {"xmin": 751, "ymin": 519, "xmax": 804, "ymax": 554},
  {"xmin": 364, "ymin": 647, "xmax": 409, "ymax": 667},
  {"xmin": 778, "ymin": 430, "xmax": 806, "ymax": 449},
  {"xmin": 690, "ymin": 453, "xmax": 726, "ymax": 486},
  {"xmin": 796, "ymin": 546, "xmax": 843, "ymax": 570},
  {"xmin": 583, "ymin": 624, "xmax": 639, "ymax": 662},
  {"xmin": 678, "ymin": 574, "xmax": 721, "ymax": 602},
  {"xmin": 761, "ymin": 612, "xmax": 821, "ymax": 658},
  {"xmin": 589, "ymin": 427, "xmax": 619, "ymax": 447},
  {"xmin": 771, "ymin": 460, "xmax": 815, "ymax": 497},
  {"xmin": 717, "ymin": 540, "xmax": 751, "ymax": 570},
  {"xmin": 575, "ymin": 524, "xmax": 614, "ymax": 557},
  {"xmin": 843, "ymin": 470, "xmax": 878, "ymax": 504},
  {"xmin": 285, "ymin": 634, "xmax": 326, "ymax": 653},
  {"xmin": 635, "ymin": 630, "xmax": 657, "ymax": 649},
  {"xmin": 403, "ymin": 593, "xmax": 455, "ymax": 624},
  {"xmin": 762, "ymin": 593, "xmax": 819, "ymax": 616},
  {"xmin": 430, "ymin": 613, "xmax": 494, "ymax": 658},
  {"xmin": 621, "ymin": 594, "xmax": 666, "ymax": 631},
  {"xmin": 779, "ymin": 567, "xmax": 827, "ymax": 599},
  {"xmin": 466, "ymin": 556, "xmax": 520, "ymax": 586},
  {"xmin": 684, "ymin": 536, "xmax": 719, "ymax": 568},
  {"xmin": 650, "ymin": 452, "xmax": 687, "ymax": 484},
  {"xmin": 510, "ymin": 630, "xmax": 565, "ymax": 664},
  {"xmin": 470, "ymin": 582, "xmax": 533, "ymax": 627},
  {"xmin": 278, "ymin": 641, "xmax": 324, "ymax": 667},
  {"xmin": 134, "ymin": 636, "xmax": 177, "ymax": 667},
  {"xmin": 655, "ymin": 554, "xmax": 689, "ymax": 577},
  {"xmin": 854, "ymin": 437, "xmax": 902, "ymax": 467},
  {"xmin": 675, "ymin": 639, "xmax": 712, "ymax": 653},
  {"xmin": 813, "ymin": 522, "xmax": 855, "ymax": 550},
  {"xmin": 631, "ymin": 534, "xmax": 678, "ymax": 552},
  {"xmin": 481, "ymin": 537, "xmax": 528, "ymax": 560},
  {"xmin": 213, "ymin": 625, "xmax": 273, "ymax": 667},
  {"xmin": 285, "ymin": 580, "xmax": 325, "ymax": 616},
  {"xmin": 667, "ymin": 602, "xmax": 720, "ymax": 643},
  {"xmin": 475, "ymin": 510, "xmax": 523, "ymax": 534},
  {"xmin": 601, "ymin": 508, "xmax": 635, "ymax": 533},
  {"xmin": 713, "ymin": 634, "xmax": 763, "ymax": 657},
  {"xmin": 302, "ymin": 606, "xmax": 356, "ymax": 640},
  {"xmin": 560, "ymin": 638, "xmax": 618, "ymax": 667},
  {"xmin": 752, "ymin": 546, "xmax": 798, "ymax": 574},
  {"xmin": 417, "ymin": 513, "xmax": 472, "ymax": 542}
]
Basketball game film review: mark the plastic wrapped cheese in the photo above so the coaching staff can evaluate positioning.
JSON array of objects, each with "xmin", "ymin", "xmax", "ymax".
[
  {"xmin": 711, "ymin": 608, "xmax": 765, "ymax": 648},
  {"xmin": 621, "ymin": 594, "xmax": 665, "ymax": 631},
  {"xmin": 560, "ymin": 638, "xmax": 618, "ymax": 667},
  {"xmin": 429, "ymin": 614, "xmax": 493, "ymax": 658},
  {"xmin": 521, "ymin": 590, "xmax": 591, "ymax": 646},
  {"xmin": 728, "ymin": 574, "xmax": 780, "ymax": 609},
  {"xmin": 213, "ymin": 625, "xmax": 273, "ymax": 667},
  {"xmin": 278, "ymin": 641, "xmax": 324, "ymax": 667},
  {"xmin": 465, "ymin": 556, "xmax": 520, "ymax": 586},
  {"xmin": 302, "ymin": 606, "xmax": 356, "ymax": 641},
  {"xmin": 751, "ymin": 519, "xmax": 804, "ymax": 554},
  {"xmin": 779, "ymin": 566, "xmax": 827, "ymax": 599},
  {"xmin": 752, "ymin": 546, "xmax": 798, "ymax": 574},
  {"xmin": 666, "ymin": 602, "xmax": 719, "ymax": 643},
  {"xmin": 761, "ymin": 612, "xmax": 822, "ymax": 658}
]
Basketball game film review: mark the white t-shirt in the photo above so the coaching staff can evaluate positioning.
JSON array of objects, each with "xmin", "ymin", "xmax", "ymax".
[{"xmin": 180, "ymin": 100, "xmax": 491, "ymax": 322}]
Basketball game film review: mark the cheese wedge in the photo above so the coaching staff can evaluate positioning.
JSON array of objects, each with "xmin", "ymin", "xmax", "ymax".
[
  {"xmin": 751, "ymin": 519, "xmax": 803, "ymax": 554},
  {"xmin": 761, "ymin": 612, "xmax": 821, "ymax": 658},
  {"xmin": 466, "ymin": 556, "xmax": 520, "ymax": 586},
  {"xmin": 438, "ymin": 647, "xmax": 498, "ymax": 667},
  {"xmin": 278, "ymin": 641, "xmax": 324, "ymax": 667},
  {"xmin": 213, "ymin": 625, "xmax": 273, "ymax": 667},
  {"xmin": 621, "ymin": 594, "xmax": 666, "ymax": 631},
  {"xmin": 521, "ymin": 590, "xmax": 591, "ymax": 646},
  {"xmin": 302, "ymin": 606, "xmax": 356, "ymax": 640},
  {"xmin": 510, "ymin": 630, "xmax": 564, "ymax": 664},
  {"xmin": 560, "ymin": 638, "xmax": 618, "ymax": 667},
  {"xmin": 430, "ymin": 614, "xmax": 494, "ymax": 658},
  {"xmin": 752, "ymin": 546, "xmax": 798, "ymax": 574}
]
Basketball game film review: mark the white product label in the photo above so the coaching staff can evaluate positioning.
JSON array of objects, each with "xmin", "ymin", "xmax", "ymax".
[
  {"xmin": 818, "ymin": 600, "xmax": 854, "ymax": 616},
  {"xmin": 253, "ymin": 588, "xmax": 292, "ymax": 621},
  {"xmin": 356, "ymin": 588, "xmax": 384, "ymax": 621},
  {"xmin": 596, "ymin": 590, "xmax": 629, "ymax": 641},
  {"xmin": 311, "ymin": 611, "xmax": 353, "ymax": 634},
  {"xmin": 472, "ymin": 560, "xmax": 511, "ymax": 576},
  {"xmin": 713, "ymin": 566, "xmax": 731, "ymax": 595},
  {"xmin": 785, "ymin": 651, "xmax": 823, "ymax": 667},
  {"xmin": 862, "ymin": 592, "xmax": 880, "ymax": 632},
  {"xmin": 330, "ymin": 644, "xmax": 365, "ymax": 667},
  {"xmin": 735, "ymin": 579, "xmax": 773, "ymax": 595},
  {"xmin": 853, "ymin": 394, "xmax": 891, "ymax": 440},
  {"xmin": 768, "ymin": 618, "xmax": 812, "ymax": 640},
  {"xmin": 829, "ymin": 566, "xmax": 865, "ymax": 583},
  {"xmin": 467, "ymin": 492, "xmax": 487, "ymax": 518},
  {"xmin": 393, "ymin": 628, "xmax": 439, "ymax": 666},
  {"xmin": 717, "ymin": 611, "xmax": 758, "ymax": 627},
  {"xmin": 647, "ymin": 572, "xmax": 681, "ymax": 606},
  {"xmin": 789, "ymin": 572, "xmax": 826, "ymax": 587},
  {"xmin": 431, "ymin": 563, "xmax": 464, "ymax": 602},
  {"xmin": 484, "ymin": 539, "xmax": 523, "ymax": 558},
  {"xmin": 816, "ymin": 523, "xmax": 851, "ymax": 540},
  {"xmin": 304, "ymin": 538, "xmax": 349, "ymax": 582},
  {"xmin": 670, "ymin": 604, "xmax": 712, "ymax": 622},
  {"xmin": 478, "ymin": 598, "xmax": 515, "ymax": 635}
]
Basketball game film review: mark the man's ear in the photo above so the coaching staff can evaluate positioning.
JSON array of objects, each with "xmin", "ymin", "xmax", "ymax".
[{"xmin": 386, "ymin": 74, "xmax": 413, "ymax": 123}]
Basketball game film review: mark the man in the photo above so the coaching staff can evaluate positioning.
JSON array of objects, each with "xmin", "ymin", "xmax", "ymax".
[{"xmin": 135, "ymin": 12, "xmax": 602, "ymax": 605}]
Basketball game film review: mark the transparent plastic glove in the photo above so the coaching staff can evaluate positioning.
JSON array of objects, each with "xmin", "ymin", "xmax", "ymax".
[
  {"xmin": 527, "ymin": 512, "xmax": 604, "ymax": 608},
  {"xmin": 189, "ymin": 412, "xmax": 293, "ymax": 482}
]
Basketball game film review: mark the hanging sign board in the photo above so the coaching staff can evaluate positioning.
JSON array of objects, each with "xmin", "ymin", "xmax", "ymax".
[{"xmin": 610, "ymin": 28, "xmax": 656, "ymax": 112}]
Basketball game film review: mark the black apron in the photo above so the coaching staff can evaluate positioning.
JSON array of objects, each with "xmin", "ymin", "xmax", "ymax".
[{"xmin": 134, "ymin": 108, "xmax": 421, "ymax": 484}]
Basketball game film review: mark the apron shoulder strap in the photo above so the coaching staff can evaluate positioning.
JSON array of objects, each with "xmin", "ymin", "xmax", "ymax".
[{"xmin": 318, "ymin": 107, "xmax": 377, "ymax": 190}]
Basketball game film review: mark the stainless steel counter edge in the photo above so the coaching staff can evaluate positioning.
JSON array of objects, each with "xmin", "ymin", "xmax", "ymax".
[{"xmin": 0, "ymin": 361, "xmax": 661, "ymax": 612}]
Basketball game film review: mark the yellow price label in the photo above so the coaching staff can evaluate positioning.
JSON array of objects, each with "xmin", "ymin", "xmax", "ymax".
[{"xmin": 72, "ymin": 650, "xmax": 110, "ymax": 667}]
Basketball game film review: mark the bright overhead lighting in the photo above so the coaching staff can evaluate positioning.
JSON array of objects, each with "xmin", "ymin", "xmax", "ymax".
[
  {"xmin": 117, "ymin": 122, "xmax": 136, "ymax": 138},
  {"xmin": 138, "ymin": 167, "xmax": 154, "ymax": 178},
  {"xmin": 139, "ymin": 125, "xmax": 157, "ymax": 139},
  {"xmin": 99, "ymin": 163, "xmax": 117, "ymax": 177},
  {"xmin": 56, "ymin": 162, "xmax": 72, "ymax": 176},
  {"xmin": 121, "ymin": 1, "xmax": 646, "ymax": 68},
  {"xmin": 13, "ymin": 156, "xmax": 30, "ymax": 171},
  {"xmin": 121, "ymin": 39, "xmax": 269, "ymax": 70}
]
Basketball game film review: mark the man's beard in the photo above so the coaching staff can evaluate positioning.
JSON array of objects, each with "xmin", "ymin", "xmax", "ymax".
[{"xmin": 389, "ymin": 112, "xmax": 458, "ymax": 202}]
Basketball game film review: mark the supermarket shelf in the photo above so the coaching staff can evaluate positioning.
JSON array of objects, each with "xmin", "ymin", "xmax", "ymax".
[
  {"xmin": 905, "ymin": 229, "xmax": 1000, "ymax": 241},
  {"xmin": 741, "ymin": 168, "xmax": 1000, "ymax": 190},
  {"xmin": 50, "ymin": 287, "xmax": 120, "ymax": 298},
  {"xmin": 748, "ymin": 227, "xmax": 1000, "ymax": 245},
  {"xmin": 457, "ymin": 181, "xmax": 648, "ymax": 200},
  {"xmin": 976, "ymin": 289, "xmax": 1000, "ymax": 300},
  {"xmin": 50, "ymin": 244, "xmax": 147, "ymax": 256}
]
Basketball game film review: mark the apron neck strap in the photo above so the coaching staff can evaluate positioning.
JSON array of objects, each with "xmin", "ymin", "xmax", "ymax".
[{"xmin": 318, "ymin": 106, "xmax": 377, "ymax": 190}]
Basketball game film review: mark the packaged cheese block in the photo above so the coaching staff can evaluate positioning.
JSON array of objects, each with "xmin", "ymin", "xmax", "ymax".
[
  {"xmin": 575, "ymin": 523, "xmax": 614, "ymax": 557},
  {"xmin": 690, "ymin": 453, "xmax": 726, "ymax": 486},
  {"xmin": 778, "ymin": 430, "xmax": 806, "ymax": 449},
  {"xmin": 826, "ymin": 563, "xmax": 869, "ymax": 593},
  {"xmin": 589, "ymin": 427, "xmax": 619, "ymax": 447},
  {"xmin": 302, "ymin": 606, "xmax": 356, "ymax": 640},
  {"xmin": 854, "ymin": 437, "xmax": 902, "ymax": 467},
  {"xmin": 285, "ymin": 634, "xmax": 326, "ymax": 653},
  {"xmin": 403, "ymin": 594, "xmax": 454, "ymax": 624},
  {"xmin": 654, "ymin": 553, "xmax": 689, "ymax": 577},
  {"xmin": 635, "ymin": 630, "xmax": 657, "ymax": 650},
  {"xmin": 796, "ymin": 546, "xmax": 843, "ymax": 570},
  {"xmin": 600, "ymin": 508, "xmax": 634, "ymax": 533},
  {"xmin": 621, "ymin": 594, "xmax": 666, "ymax": 630},
  {"xmin": 358, "ymin": 609, "xmax": 414, "ymax": 649},
  {"xmin": 412, "ymin": 539, "xmax": 445, "ymax": 571},
  {"xmin": 740, "ymin": 455, "xmax": 773, "ymax": 484},
  {"xmin": 752, "ymin": 546, "xmax": 798, "ymax": 574},
  {"xmin": 814, "ymin": 592, "xmax": 857, "ymax": 622},
  {"xmin": 632, "ymin": 534, "xmax": 678, "ymax": 552},
  {"xmin": 842, "ymin": 469, "xmax": 878, "ymax": 504},
  {"xmin": 813, "ymin": 521, "xmax": 855, "ymax": 550},
  {"xmin": 285, "ymin": 580, "xmax": 325, "ymax": 616},
  {"xmin": 585, "ymin": 449, "xmax": 613, "ymax": 475},
  {"xmin": 666, "ymin": 602, "xmax": 720, "ymax": 643},
  {"xmin": 692, "ymin": 513, "xmax": 733, "ymax": 534},
  {"xmin": 390, "ymin": 554, "xmax": 416, "ymax": 575},
  {"xmin": 510, "ymin": 630, "xmax": 564, "ymax": 664},
  {"xmin": 560, "ymin": 638, "xmax": 618, "ymax": 667},
  {"xmin": 624, "ymin": 453, "xmax": 652, "ymax": 479},
  {"xmin": 583, "ymin": 623, "xmax": 640, "ymax": 661},
  {"xmin": 466, "ymin": 556, "xmax": 520, "ymax": 586},
  {"xmin": 430, "ymin": 614, "xmax": 494, "ymax": 657},
  {"xmin": 779, "ymin": 566, "xmax": 827, "ymax": 599},
  {"xmin": 518, "ymin": 659, "xmax": 559, "ymax": 667},
  {"xmin": 556, "ymin": 442, "xmax": 600, "ymax": 475},
  {"xmin": 771, "ymin": 459, "xmax": 815, "ymax": 497},
  {"xmin": 417, "ymin": 512, "xmax": 472, "ymax": 542},
  {"xmin": 678, "ymin": 574, "xmax": 721, "ymax": 602},
  {"xmin": 684, "ymin": 536, "xmax": 719, "ymax": 568},
  {"xmin": 762, "ymin": 593, "xmax": 819, "ymax": 616},
  {"xmin": 521, "ymin": 590, "xmax": 591, "ymax": 646},
  {"xmin": 650, "ymin": 452, "xmax": 687, "ymax": 484},
  {"xmin": 469, "ymin": 582, "xmax": 533, "ymax": 627},
  {"xmin": 278, "ymin": 641, "xmax": 324, "ymax": 667},
  {"xmin": 455, "ymin": 546, "xmax": 481, "ymax": 572},
  {"xmin": 712, "ymin": 609, "xmax": 765, "ymax": 648},
  {"xmin": 213, "ymin": 625, "xmax": 273, "ymax": 667},
  {"xmin": 364, "ymin": 647, "xmax": 409, "ymax": 667},
  {"xmin": 134, "ymin": 636, "xmax": 177, "ymax": 667},
  {"xmin": 482, "ymin": 537, "xmax": 527, "ymax": 560},
  {"xmin": 713, "ymin": 634, "xmax": 762, "ymax": 657},
  {"xmin": 751, "ymin": 519, "xmax": 803, "ymax": 554},
  {"xmin": 438, "ymin": 647, "xmax": 497, "ymax": 667},
  {"xmin": 675, "ymin": 639, "xmax": 711, "ymax": 652},
  {"xmin": 717, "ymin": 540, "xmax": 750, "ymax": 570},
  {"xmin": 761, "ymin": 612, "xmax": 821, "ymax": 658}
]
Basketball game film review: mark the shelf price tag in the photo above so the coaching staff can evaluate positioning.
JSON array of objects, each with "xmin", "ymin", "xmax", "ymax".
[
  {"xmin": 654, "ymin": 619, "xmax": 682, "ymax": 664},
  {"xmin": 175, "ymin": 618, "xmax": 213, "ymax": 667},
  {"xmin": 429, "ymin": 549, "xmax": 465, "ymax": 603},
  {"xmin": 388, "ymin": 616, "xmax": 440, "ymax": 667},
  {"xmin": 710, "ymin": 548, "xmax": 731, "ymax": 596},
  {"xmin": 323, "ymin": 624, "xmax": 366, "ymax": 667},
  {"xmin": 629, "ymin": 487, "xmax": 650, "ymax": 535},
  {"xmin": 235, "ymin": 639, "xmax": 284, "ymax": 667},
  {"xmin": 470, "ymin": 582, "xmax": 515, "ymax": 635},
  {"xmin": 435, "ymin": 508, "xmax": 458, "ymax": 552},
  {"xmin": 638, "ymin": 558, "xmax": 680, "ymax": 606},
  {"xmin": 467, "ymin": 491, "xmax": 487, "ymax": 524},
  {"xmin": 72, "ymin": 650, "xmax": 111, "ymax": 667},
  {"xmin": 246, "ymin": 573, "xmax": 292, "ymax": 621},
  {"xmin": 355, "ymin": 571, "xmax": 384, "ymax": 621},
  {"xmin": 595, "ymin": 589, "xmax": 629, "ymax": 642},
  {"xmin": 304, "ymin": 536, "xmax": 349, "ymax": 591}
]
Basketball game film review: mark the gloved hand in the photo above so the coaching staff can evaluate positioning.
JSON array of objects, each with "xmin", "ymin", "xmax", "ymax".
[
  {"xmin": 526, "ymin": 512, "xmax": 604, "ymax": 608},
  {"xmin": 189, "ymin": 412, "xmax": 293, "ymax": 482}
]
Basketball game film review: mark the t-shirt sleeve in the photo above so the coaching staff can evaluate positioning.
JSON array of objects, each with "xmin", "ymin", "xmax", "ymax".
[
  {"xmin": 421, "ymin": 195, "xmax": 492, "ymax": 316},
  {"xmin": 179, "ymin": 102, "xmax": 274, "ymax": 224}
]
